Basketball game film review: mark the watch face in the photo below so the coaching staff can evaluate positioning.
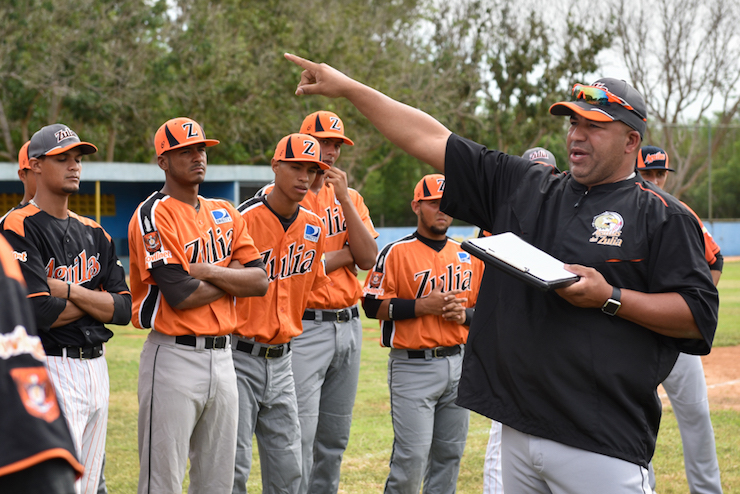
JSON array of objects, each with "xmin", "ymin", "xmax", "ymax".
[{"xmin": 602, "ymin": 299, "xmax": 621, "ymax": 316}]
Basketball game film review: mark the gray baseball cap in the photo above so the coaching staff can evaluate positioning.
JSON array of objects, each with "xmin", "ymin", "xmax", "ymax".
[
  {"xmin": 522, "ymin": 147, "xmax": 558, "ymax": 169},
  {"xmin": 549, "ymin": 78, "xmax": 647, "ymax": 138},
  {"xmin": 28, "ymin": 124, "xmax": 98, "ymax": 159}
]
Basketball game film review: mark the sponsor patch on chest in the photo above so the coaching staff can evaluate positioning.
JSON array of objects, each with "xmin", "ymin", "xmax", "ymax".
[
  {"xmin": 457, "ymin": 251, "xmax": 471, "ymax": 264},
  {"xmin": 589, "ymin": 211, "xmax": 624, "ymax": 247},
  {"xmin": 304, "ymin": 224, "xmax": 321, "ymax": 242},
  {"xmin": 211, "ymin": 208, "xmax": 232, "ymax": 225}
]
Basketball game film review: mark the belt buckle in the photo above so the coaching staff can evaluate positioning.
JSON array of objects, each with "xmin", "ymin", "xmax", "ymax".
[
  {"xmin": 264, "ymin": 345, "xmax": 280, "ymax": 359},
  {"xmin": 214, "ymin": 336, "xmax": 226, "ymax": 349},
  {"xmin": 79, "ymin": 347, "xmax": 90, "ymax": 360},
  {"xmin": 336, "ymin": 309, "xmax": 350, "ymax": 323},
  {"xmin": 431, "ymin": 347, "xmax": 441, "ymax": 358}
]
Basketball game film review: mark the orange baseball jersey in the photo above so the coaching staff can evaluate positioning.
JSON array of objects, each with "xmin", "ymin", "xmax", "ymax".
[
  {"xmin": 129, "ymin": 192, "xmax": 261, "ymax": 336},
  {"xmin": 257, "ymin": 183, "xmax": 378, "ymax": 309},
  {"xmin": 363, "ymin": 233, "xmax": 483, "ymax": 349},
  {"xmin": 235, "ymin": 196, "xmax": 330, "ymax": 344},
  {"xmin": 681, "ymin": 201, "xmax": 721, "ymax": 266}
]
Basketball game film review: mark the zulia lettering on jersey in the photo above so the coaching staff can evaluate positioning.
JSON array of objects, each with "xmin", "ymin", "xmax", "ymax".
[
  {"xmin": 261, "ymin": 242, "xmax": 318, "ymax": 282},
  {"xmin": 45, "ymin": 250, "xmax": 101, "ymax": 284},
  {"xmin": 414, "ymin": 263, "xmax": 474, "ymax": 299},
  {"xmin": 184, "ymin": 226, "xmax": 234, "ymax": 264},
  {"xmin": 323, "ymin": 205, "xmax": 346, "ymax": 238}
]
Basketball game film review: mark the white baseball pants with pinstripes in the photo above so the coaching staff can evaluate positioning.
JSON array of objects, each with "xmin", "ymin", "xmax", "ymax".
[
  {"xmin": 483, "ymin": 420, "xmax": 504, "ymax": 493},
  {"xmin": 46, "ymin": 354, "xmax": 109, "ymax": 494}
]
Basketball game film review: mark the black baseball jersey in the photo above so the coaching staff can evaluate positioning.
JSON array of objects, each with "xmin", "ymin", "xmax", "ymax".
[
  {"xmin": 0, "ymin": 236, "xmax": 83, "ymax": 478},
  {"xmin": 1, "ymin": 204, "xmax": 131, "ymax": 352},
  {"xmin": 441, "ymin": 133, "xmax": 718, "ymax": 468}
]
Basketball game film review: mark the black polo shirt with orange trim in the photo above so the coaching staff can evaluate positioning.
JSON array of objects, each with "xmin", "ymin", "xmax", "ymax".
[{"xmin": 441, "ymin": 133, "xmax": 718, "ymax": 468}]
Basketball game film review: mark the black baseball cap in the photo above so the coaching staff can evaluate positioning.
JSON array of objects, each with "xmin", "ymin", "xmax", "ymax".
[
  {"xmin": 549, "ymin": 78, "xmax": 648, "ymax": 138},
  {"xmin": 636, "ymin": 145, "xmax": 674, "ymax": 172},
  {"xmin": 522, "ymin": 147, "xmax": 557, "ymax": 169},
  {"xmin": 28, "ymin": 124, "xmax": 98, "ymax": 159}
]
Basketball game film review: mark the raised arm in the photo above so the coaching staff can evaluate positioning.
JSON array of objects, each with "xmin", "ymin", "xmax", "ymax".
[{"xmin": 285, "ymin": 53, "xmax": 451, "ymax": 173}]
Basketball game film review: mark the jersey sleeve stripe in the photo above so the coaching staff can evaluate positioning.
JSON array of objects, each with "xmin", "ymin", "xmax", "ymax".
[
  {"xmin": 636, "ymin": 182, "xmax": 668, "ymax": 207},
  {"xmin": 138, "ymin": 283, "xmax": 161, "ymax": 329},
  {"xmin": 1, "ymin": 206, "xmax": 39, "ymax": 237}
]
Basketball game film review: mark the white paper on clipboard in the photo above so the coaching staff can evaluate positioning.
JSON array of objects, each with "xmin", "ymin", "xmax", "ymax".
[{"xmin": 462, "ymin": 232, "xmax": 579, "ymax": 290}]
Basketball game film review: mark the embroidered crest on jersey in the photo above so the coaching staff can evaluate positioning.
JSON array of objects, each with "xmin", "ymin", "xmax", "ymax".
[
  {"xmin": 0, "ymin": 325, "xmax": 46, "ymax": 362},
  {"xmin": 457, "ymin": 252, "xmax": 471, "ymax": 264},
  {"xmin": 590, "ymin": 211, "xmax": 624, "ymax": 246},
  {"xmin": 13, "ymin": 250, "xmax": 27, "ymax": 262},
  {"xmin": 45, "ymin": 250, "xmax": 101, "ymax": 284},
  {"xmin": 365, "ymin": 271, "xmax": 385, "ymax": 296},
  {"xmin": 10, "ymin": 366, "xmax": 60, "ymax": 422},
  {"xmin": 261, "ymin": 241, "xmax": 318, "ymax": 282},
  {"xmin": 143, "ymin": 231, "xmax": 162, "ymax": 254},
  {"xmin": 211, "ymin": 208, "xmax": 233, "ymax": 225},
  {"xmin": 304, "ymin": 224, "xmax": 321, "ymax": 243}
]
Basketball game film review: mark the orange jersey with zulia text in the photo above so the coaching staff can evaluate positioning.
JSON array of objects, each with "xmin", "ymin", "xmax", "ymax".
[
  {"xmin": 128, "ymin": 192, "xmax": 261, "ymax": 337},
  {"xmin": 363, "ymin": 233, "xmax": 483, "ymax": 349},
  {"xmin": 235, "ymin": 196, "xmax": 330, "ymax": 344},
  {"xmin": 256, "ymin": 182, "xmax": 378, "ymax": 309}
]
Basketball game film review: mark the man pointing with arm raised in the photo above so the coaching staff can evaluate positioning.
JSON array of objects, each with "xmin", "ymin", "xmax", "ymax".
[{"xmin": 284, "ymin": 53, "xmax": 718, "ymax": 493}]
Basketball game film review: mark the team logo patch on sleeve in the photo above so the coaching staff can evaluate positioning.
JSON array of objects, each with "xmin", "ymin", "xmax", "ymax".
[
  {"xmin": 143, "ymin": 231, "xmax": 162, "ymax": 254},
  {"xmin": 211, "ymin": 208, "xmax": 232, "ymax": 225},
  {"xmin": 304, "ymin": 224, "xmax": 321, "ymax": 242},
  {"xmin": 10, "ymin": 367, "xmax": 61, "ymax": 422},
  {"xmin": 457, "ymin": 252, "xmax": 471, "ymax": 264},
  {"xmin": 364, "ymin": 271, "xmax": 385, "ymax": 296}
]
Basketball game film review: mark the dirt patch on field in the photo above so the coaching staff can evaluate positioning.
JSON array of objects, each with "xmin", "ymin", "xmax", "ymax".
[{"xmin": 659, "ymin": 345, "xmax": 740, "ymax": 411}]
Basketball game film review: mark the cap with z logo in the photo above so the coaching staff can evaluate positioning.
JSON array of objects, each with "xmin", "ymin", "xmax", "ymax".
[
  {"xmin": 154, "ymin": 117, "xmax": 220, "ymax": 156},
  {"xmin": 273, "ymin": 133, "xmax": 330, "ymax": 170}
]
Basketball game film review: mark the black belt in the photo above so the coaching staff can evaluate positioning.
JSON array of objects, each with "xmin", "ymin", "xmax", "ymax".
[
  {"xmin": 406, "ymin": 345, "xmax": 462, "ymax": 359},
  {"xmin": 175, "ymin": 335, "xmax": 228, "ymax": 349},
  {"xmin": 302, "ymin": 307, "xmax": 360, "ymax": 323},
  {"xmin": 235, "ymin": 340, "xmax": 291, "ymax": 359},
  {"xmin": 46, "ymin": 344, "xmax": 104, "ymax": 359}
]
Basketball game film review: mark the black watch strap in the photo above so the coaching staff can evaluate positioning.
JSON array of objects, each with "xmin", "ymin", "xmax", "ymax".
[{"xmin": 601, "ymin": 286, "xmax": 622, "ymax": 316}]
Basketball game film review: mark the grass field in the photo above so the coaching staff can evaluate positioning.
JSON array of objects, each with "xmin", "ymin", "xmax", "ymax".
[{"xmin": 102, "ymin": 262, "xmax": 740, "ymax": 493}]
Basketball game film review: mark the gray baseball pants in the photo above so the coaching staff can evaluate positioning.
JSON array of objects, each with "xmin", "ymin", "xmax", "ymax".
[
  {"xmin": 232, "ymin": 337, "xmax": 301, "ymax": 494},
  {"xmin": 293, "ymin": 308, "xmax": 362, "ymax": 494},
  {"xmin": 384, "ymin": 349, "xmax": 469, "ymax": 494},
  {"xmin": 501, "ymin": 425, "xmax": 653, "ymax": 493},
  {"xmin": 137, "ymin": 331, "xmax": 238, "ymax": 494},
  {"xmin": 649, "ymin": 352, "xmax": 723, "ymax": 493}
]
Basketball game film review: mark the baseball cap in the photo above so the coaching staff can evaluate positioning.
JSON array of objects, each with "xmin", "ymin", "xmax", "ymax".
[
  {"xmin": 637, "ymin": 145, "xmax": 674, "ymax": 172},
  {"xmin": 28, "ymin": 124, "xmax": 98, "ymax": 159},
  {"xmin": 274, "ymin": 133, "xmax": 330, "ymax": 170},
  {"xmin": 522, "ymin": 147, "xmax": 557, "ymax": 168},
  {"xmin": 300, "ymin": 111, "xmax": 355, "ymax": 146},
  {"xmin": 549, "ymin": 78, "xmax": 647, "ymax": 138},
  {"xmin": 154, "ymin": 117, "xmax": 220, "ymax": 156},
  {"xmin": 413, "ymin": 174, "xmax": 446, "ymax": 202},
  {"xmin": 18, "ymin": 141, "xmax": 31, "ymax": 170}
]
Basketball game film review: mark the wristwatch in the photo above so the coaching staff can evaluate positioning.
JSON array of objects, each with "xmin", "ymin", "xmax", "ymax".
[{"xmin": 601, "ymin": 286, "xmax": 621, "ymax": 316}]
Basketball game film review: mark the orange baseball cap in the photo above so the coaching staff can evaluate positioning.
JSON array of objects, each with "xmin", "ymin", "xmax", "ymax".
[
  {"xmin": 300, "ymin": 111, "xmax": 354, "ymax": 146},
  {"xmin": 274, "ymin": 134, "xmax": 330, "ymax": 170},
  {"xmin": 18, "ymin": 141, "xmax": 31, "ymax": 171},
  {"xmin": 413, "ymin": 174, "xmax": 446, "ymax": 202},
  {"xmin": 154, "ymin": 117, "xmax": 220, "ymax": 156}
]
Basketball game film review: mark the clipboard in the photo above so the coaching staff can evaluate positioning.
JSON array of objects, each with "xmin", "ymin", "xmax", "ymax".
[{"xmin": 461, "ymin": 232, "xmax": 579, "ymax": 291}]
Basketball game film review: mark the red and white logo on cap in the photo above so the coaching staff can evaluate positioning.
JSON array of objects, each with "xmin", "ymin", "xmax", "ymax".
[{"xmin": 54, "ymin": 127, "xmax": 76, "ymax": 143}]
